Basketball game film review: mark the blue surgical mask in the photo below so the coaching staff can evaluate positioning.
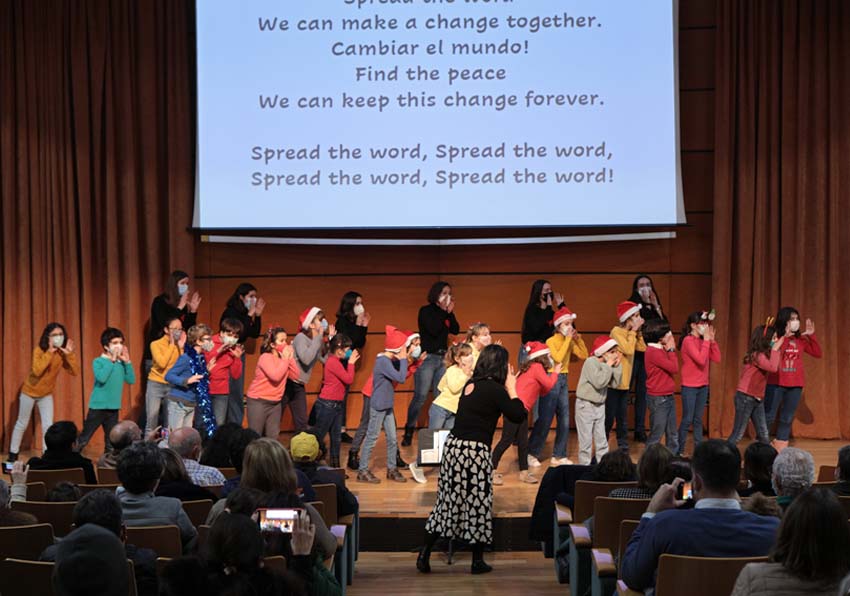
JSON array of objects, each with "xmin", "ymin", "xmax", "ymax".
[
  {"xmin": 344, "ymin": 348, "xmax": 353, "ymax": 360},
  {"xmin": 769, "ymin": 340, "xmax": 776, "ymax": 349},
  {"xmin": 177, "ymin": 283, "xmax": 189, "ymax": 296},
  {"xmin": 410, "ymin": 346, "xmax": 422, "ymax": 359},
  {"xmin": 320, "ymin": 319, "xmax": 329, "ymax": 331}
]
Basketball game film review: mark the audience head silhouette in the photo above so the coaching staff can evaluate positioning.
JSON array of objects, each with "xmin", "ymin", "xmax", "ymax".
[{"xmin": 117, "ymin": 441, "xmax": 163, "ymax": 494}]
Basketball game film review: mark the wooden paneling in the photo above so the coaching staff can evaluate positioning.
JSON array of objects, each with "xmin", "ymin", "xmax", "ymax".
[
  {"xmin": 680, "ymin": 90, "xmax": 715, "ymax": 151},
  {"xmin": 679, "ymin": 0, "xmax": 717, "ymax": 28},
  {"xmin": 681, "ymin": 152, "xmax": 714, "ymax": 212},
  {"xmin": 680, "ymin": 29, "xmax": 716, "ymax": 90}
]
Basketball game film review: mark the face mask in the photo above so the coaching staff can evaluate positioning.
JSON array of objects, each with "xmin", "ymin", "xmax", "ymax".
[
  {"xmin": 344, "ymin": 348, "xmax": 353, "ymax": 359},
  {"xmin": 201, "ymin": 340, "xmax": 214, "ymax": 352},
  {"xmin": 638, "ymin": 286, "xmax": 651, "ymax": 298},
  {"xmin": 789, "ymin": 320, "xmax": 800, "ymax": 333},
  {"xmin": 479, "ymin": 335, "xmax": 492, "ymax": 346},
  {"xmin": 177, "ymin": 283, "xmax": 189, "ymax": 296},
  {"xmin": 222, "ymin": 335, "xmax": 238, "ymax": 347},
  {"xmin": 353, "ymin": 304, "xmax": 365, "ymax": 317},
  {"xmin": 320, "ymin": 319, "xmax": 329, "ymax": 332},
  {"xmin": 171, "ymin": 329, "xmax": 183, "ymax": 342},
  {"xmin": 440, "ymin": 293, "xmax": 452, "ymax": 305},
  {"xmin": 769, "ymin": 340, "xmax": 776, "ymax": 349},
  {"xmin": 410, "ymin": 346, "xmax": 422, "ymax": 359},
  {"xmin": 275, "ymin": 342, "xmax": 287, "ymax": 353},
  {"xmin": 696, "ymin": 324, "xmax": 708, "ymax": 336},
  {"xmin": 244, "ymin": 296, "xmax": 257, "ymax": 309},
  {"xmin": 109, "ymin": 344, "xmax": 123, "ymax": 357},
  {"xmin": 51, "ymin": 335, "xmax": 65, "ymax": 348},
  {"xmin": 543, "ymin": 291, "xmax": 553, "ymax": 301},
  {"xmin": 560, "ymin": 324, "xmax": 572, "ymax": 336}
]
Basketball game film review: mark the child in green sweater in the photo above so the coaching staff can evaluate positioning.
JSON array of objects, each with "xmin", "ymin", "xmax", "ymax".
[{"xmin": 77, "ymin": 328, "xmax": 136, "ymax": 452}]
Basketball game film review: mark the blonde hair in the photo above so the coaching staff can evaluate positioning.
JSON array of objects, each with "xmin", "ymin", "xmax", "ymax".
[
  {"xmin": 465, "ymin": 322, "xmax": 490, "ymax": 344},
  {"xmin": 444, "ymin": 343, "xmax": 473, "ymax": 368},
  {"xmin": 186, "ymin": 324, "xmax": 213, "ymax": 347},
  {"xmin": 240, "ymin": 438, "xmax": 297, "ymax": 495}
]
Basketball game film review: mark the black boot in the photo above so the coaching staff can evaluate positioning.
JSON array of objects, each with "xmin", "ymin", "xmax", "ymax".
[
  {"xmin": 396, "ymin": 450, "xmax": 408, "ymax": 468},
  {"xmin": 7, "ymin": 452, "xmax": 17, "ymax": 463},
  {"xmin": 416, "ymin": 547, "xmax": 432, "ymax": 573},
  {"xmin": 340, "ymin": 431, "xmax": 353, "ymax": 444},
  {"xmin": 401, "ymin": 428, "xmax": 414, "ymax": 447},
  {"xmin": 471, "ymin": 546, "xmax": 492, "ymax": 574},
  {"xmin": 347, "ymin": 450, "xmax": 359, "ymax": 471},
  {"xmin": 329, "ymin": 457, "xmax": 340, "ymax": 469}
]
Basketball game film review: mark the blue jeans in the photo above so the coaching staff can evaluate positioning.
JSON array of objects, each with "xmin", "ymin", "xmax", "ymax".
[
  {"xmin": 677, "ymin": 385, "xmax": 709, "ymax": 454},
  {"xmin": 605, "ymin": 388, "xmax": 629, "ymax": 450},
  {"xmin": 428, "ymin": 402, "xmax": 455, "ymax": 430},
  {"xmin": 528, "ymin": 375, "xmax": 570, "ymax": 458},
  {"xmin": 351, "ymin": 396, "xmax": 370, "ymax": 453},
  {"xmin": 313, "ymin": 398, "xmax": 344, "ymax": 463},
  {"xmin": 631, "ymin": 352, "xmax": 648, "ymax": 435},
  {"xmin": 764, "ymin": 385, "xmax": 803, "ymax": 441},
  {"xmin": 406, "ymin": 353, "xmax": 445, "ymax": 432},
  {"xmin": 359, "ymin": 407, "xmax": 398, "ymax": 472},
  {"xmin": 728, "ymin": 391, "xmax": 769, "ymax": 444},
  {"xmin": 647, "ymin": 394, "xmax": 678, "ymax": 454}
]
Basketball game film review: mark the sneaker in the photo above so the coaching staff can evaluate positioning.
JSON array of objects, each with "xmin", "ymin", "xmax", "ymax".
[
  {"xmin": 340, "ymin": 432, "xmax": 353, "ymax": 444},
  {"xmin": 550, "ymin": 457, "xmax": 574, "ymax": 467},
  {"xmin": 356, "ymin": 469, "xmax": 381, "ymax": 484},
  {"xmin": 492, "ymin": 473, "xmax": 504, "ymax": 486},
  {"xmin": 387, "ymin": 467, "xmax": 407, "ymax": 483},
  {"xmin": 409, "ymin": 463, "xmax": 427, "ymax": 484},
  {"xmin": 527, "ymin": 455, "xmax": 542, "ymax": 468},
  {"xmin": 519, "ymin": 470, "xmax": 539, "ymax": 484}
]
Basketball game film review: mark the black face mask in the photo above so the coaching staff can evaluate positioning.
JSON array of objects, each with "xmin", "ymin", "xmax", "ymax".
[{"xmin": 543, "ymin": 291, "xmax": 554, "ymax": 301}]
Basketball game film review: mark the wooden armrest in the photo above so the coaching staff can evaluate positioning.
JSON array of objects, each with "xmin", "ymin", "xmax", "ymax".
[
  {"xmin": 617, "ymin": 579, "xmax": 643, "ymax": 596},
  {"xmin": 555, "ymin": 502, "xmax": 573, "ymax": 525},
  {"xmin": 568, "ymin": 524, "xmax": 591, "ymax": 548},
  {"xmin": 338, "ymin": 514, "xmax": 355, "ymax": 526},
  {"xmin": 330, "ymin": 524, "xmax": 346, "ymax": 549},
  {"xmin": 591, "ymin": 548, "xmax": 617, "ymax": 577}
]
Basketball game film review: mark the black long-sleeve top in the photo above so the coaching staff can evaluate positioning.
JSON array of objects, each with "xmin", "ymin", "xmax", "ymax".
[
  {"xmin": 521, "ymin": 302, "xmax": 564, "ymax": 344},
  {"xmin": 418, "ymin": 303, "xmax": 460, "ymax": 354},
  {"xmin": 451, "ymin": 378, "xmax": 527, "ymax": 445},
  {"xmin": 220, "ymin": 305, "xmax": 261, "ymax": 343},
  {"xmin": 148, "ymin": 294, "xmax": 197, "ymax": 344},
  {"xmin": 335, "ymin": 315, "xmax": 368, "ymax": 350}
]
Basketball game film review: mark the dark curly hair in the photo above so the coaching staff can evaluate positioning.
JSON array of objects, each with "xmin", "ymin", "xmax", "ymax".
[{"xmin": 117, "ymin": 441, "xmax": 164, "ymax": 494}]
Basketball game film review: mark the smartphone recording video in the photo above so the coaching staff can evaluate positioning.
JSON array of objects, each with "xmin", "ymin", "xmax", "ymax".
[{"xmin": 258, "ymin": 508, "xmax": 300, "ymax": 533}]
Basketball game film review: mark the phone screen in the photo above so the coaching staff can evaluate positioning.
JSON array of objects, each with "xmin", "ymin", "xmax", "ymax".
[
  {"xmin": 258, "ymin": 508, "xmax": 300, "ymax": 533},
  {"xmin": 683, "ymin": 482, "xmax": 693, "ymax": 500},
  {"xmin": 3, "ymin": 462, "xmax": 13, "ymax": 473}
]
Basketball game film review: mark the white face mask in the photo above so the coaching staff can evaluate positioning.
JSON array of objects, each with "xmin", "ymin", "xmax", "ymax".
[
  {"xmin": 51, "ymin": 335, "xmax": 65, "ymax": 348},
  {"xmin": 638, "ymin": 286, "xmax": 651, "ymax": 298},
  {"xmin": 478, "ymin": 334, "xmax": 492, "ymax": 346},
  {"xmin": 244, "ymin": 296, "xmax": 257, "ymax": 309},
  {"xmin": 410, "ymin": 345, "xmax": 422, "ymax": 359},
  {"xmin": 440, "ymin": 293, "xmax": 452, "ymax": 305},
  {"xmin": 696, "ymin": 324, "xmax": 708, "ymax": 336},
  {"xmin": 353, "ymin": 304, "xmax": 365, "ymax": 317},
  {"xmin": 789, "ymin": 320, "xmax": 800, "ymax": 333},
  {"xmin": 109, "ymin": 344, "xmax": 123, "ymax": 357},
  {"xmin": 171, "ymin": 329, "xmax": 183, "ymax": 341},
  {"xmin": 201, "ymin": 340, "xmax": 214, "ymax": 352},
  {"xmin": 222, "ymin": 335, "xmax": 238, "ymax": 347},
  {"xmin": 177, "ymin": 283, "xmax": 189, "ymax": 296},
  {"xmin": 560, "ymin": 324, "xmax": 572, "ymax": 336}
]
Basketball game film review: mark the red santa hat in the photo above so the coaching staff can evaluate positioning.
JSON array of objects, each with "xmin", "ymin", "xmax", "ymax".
[
  {"xmin": 592, "ymin": 335, "xmax": 619, "ymax": 357},
  {"xmin": 299, "ymin": 306, "xmax": 322, "ymax": 331},
  {"xmin": 384, "ymin": 325, "xmax": 409, "ymax": 352},
  {"xmin": 553, "ymin": 307, "xmax": 578, "ymax": 328},
  {"xmin": 617, "ymin": 301, "xmax": 641, "ymax": 323},
  {"xmin": 403, "ymin": 330, "xmax": 420, "ymax": 347},
  {"xmin": 524, "ymin": 341, "xmax": 550, "ymax": 361}
]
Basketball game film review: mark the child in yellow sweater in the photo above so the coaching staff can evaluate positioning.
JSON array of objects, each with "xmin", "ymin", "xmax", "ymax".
[{"xmin": 605, "ymin": 301, "xmax": 646, "ymax": 451}]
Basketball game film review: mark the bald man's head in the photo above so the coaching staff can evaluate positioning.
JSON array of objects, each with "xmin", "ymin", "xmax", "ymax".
[
  {"xmin": 168, "ymin": 427, "xmax": 202, "ymax": 460},
  {"xmin": 108, "ymin": 421, "xmax": 141, "ymax": 453}
]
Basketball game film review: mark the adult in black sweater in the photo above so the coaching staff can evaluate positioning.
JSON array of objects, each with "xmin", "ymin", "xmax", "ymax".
[
  {"xmin": 334, "ymin": 291, "xmax": 370, "ymax": 442},
  {"xmin": 219, "ymin": 282, "xmax": 265, "ymax": 425},
  {"xmin": 520, "ymin": 279, "xmax": 566, "ymax": 353},
  {"xmin": 145, "ymin": 270, "xmax": 201, "ymax": 359},
  {"xmin": 27, "ymin": 421, "xmax": 97, "ymax": 484},
  {"xmin": 627, "ymin": 274, "xmax": 668, "ymax": 442},
  {"xmin": 403, "ymin": 282, "xmax": 460, "ymax": 446},
  {"xmin": 418, "ymin": 345, "xmax": 527, "ymax": 575}
]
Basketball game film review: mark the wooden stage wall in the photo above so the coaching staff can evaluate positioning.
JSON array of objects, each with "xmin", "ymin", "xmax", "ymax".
[{"xmin": 191, "ymin": 2, "xmax": 718, "ymax": 431}]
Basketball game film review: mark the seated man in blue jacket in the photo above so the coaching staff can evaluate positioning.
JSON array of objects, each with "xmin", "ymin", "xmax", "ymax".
[{"xmin": 621, "ymin": 439, "xmax": 779, "ymax": 592}]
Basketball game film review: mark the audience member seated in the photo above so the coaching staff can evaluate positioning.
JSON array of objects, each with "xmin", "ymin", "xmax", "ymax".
[
  {"xmin": 221, "ymin": 427, "xmax": 260, "ymax": 498},
  {"xmin": 198, "ymin": 422, "xmax": 242, "ymax": 468},
  {"xmin": 739, "ymin": 442, "xmax": 778, "ymax": 497},
  {"xmin": 832, "ymin": 444, "xmax": 850, "ymax": 497},
  {"xmin": 290, "ymin": 432, "xmax": 359, "ymax": 518},
  {"xmin": 742, "ymin": 492, "xmax": 782, "ymax": 519},
  {"xmin": 40, "ymin": 489, "xmax": 158, "ymax": 596},
  {"xmin": 205, "ymin": 438, "xmax": 336, "ymax": 561},
  {"xmin": 0, "ymin": 476, "xmax": 37, "ymax": 527},
  {"xmin": 26, "ymin": 421, "xmax": 96, "ymax": 484},
  {"xmin": 621, "ymin": 439, "xmax": 780, "ymax": 592},
  {"xmin": 609, "ymin": 443, "xmax": 673, "ymax": 499},
  {"xmin": 46, "ymin": 481, "xmax": 82, "ymax": 502},
  {"xmin": 731, "ymin": 487, "xmax": 850, "ymax": 595},
  {"xmin": 116, "ymin": 441, "xmax": 197, "ymax": 552},
  {"xmin": 53, "ymin": 523, "xmax": 129, "ymax": 596},
  {"xmin": 555, "ymin": 449, "xmax": 637, "ymax": 509},
  {"xmin": 168, "ymin": 427, "xmax": 226, "ymax": 487},
  {"xmin": 155, "ymin": 447, "xmax": 218, "ymax": 502},
  {"xmin": 771, "ymin": 447, "xmax": 815, "ymax": 511},
  {"xmin": 97, "ymin": 420, "xmax": 142, "ymax": 468}
]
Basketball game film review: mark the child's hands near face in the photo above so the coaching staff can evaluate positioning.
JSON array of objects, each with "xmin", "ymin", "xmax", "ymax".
[
  {"xmin": 231, "ymin": 345, "xmax": 244, "ymax": 359},
  {"xmin": 803, "ymin": 319, "xmax": 815, "ymax": 336},
  {"xmin": 349, "ymin": 350, "xmax": 361, "ymax": 365}
]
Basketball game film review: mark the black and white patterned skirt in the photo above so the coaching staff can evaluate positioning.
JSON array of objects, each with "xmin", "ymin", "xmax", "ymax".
[{"xmin": 424, "ymin": 434, "xmax": 494, "ymax": 544}]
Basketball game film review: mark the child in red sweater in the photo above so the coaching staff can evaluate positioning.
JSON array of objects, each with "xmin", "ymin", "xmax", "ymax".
[
  {"xmin": 313, "ymin": 334, "xmax": 360, "ymax": 468},
  {"xmin": 728, "ymin": 324, "xmax": 785, "ymax": 445},
  {"xmin": 677, "ymin": 311, "xmax": 721, "ymax": 455},
  {"xmin": 643, "ymin": 319, "xmax": 679, "ymax": 453},
  {"xmin": 491, "ymin": 342, "xmax": 560, "ymax": 485},
  {"xmin": 207, "ymin": 318, "xmax": 244, "ymax": 427}
]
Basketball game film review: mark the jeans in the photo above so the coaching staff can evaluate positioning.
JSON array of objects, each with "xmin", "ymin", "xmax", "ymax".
[
  {"xmin": 428, "ymin": 402, "xmax": 455, "ymax": 431},
  {"xmin": 631, "ymin": 353, "xmax": 647, "ymax": 435},
  {"xmin": 491, "ymin": 417, "xmax": 529, "ymax": 471},
  {"xmin": 211, "ymin": 394, "xmax": 229, "ymax": 426},
  {"xmin": 226, "ymin": 352, "xmax": 247, "ymax": 424},
  {"xmin": 359, "ymin": 407, "xmax": 398, "ymax": 472},
  {"xmin": 313, "ymin": 398, "xmax": 344, "ymax": 463},
  {"xmin": 246, "ymin": 397, "xmax": 281, "ymax": 438},
  {"xmin": 144, "ymin": 380, "xmax": 170, "ymax": 437},
  {"xmin": 407, "ymin": 353, "xmax": 445, "ymax": 432},
  {"xmin": 677, "ymin": 385, "xmax": 708, "ymax": 454},
  {"xmin": 77, "ymin": 409, "xmax": 119, "ymax": 451},
  {"xmin": 764, "ymin": 385, "xmax": 803, "ymax": 441},
  {"xmin": 351, "ymin": 396, "xmax": 371, "ymax": 453},
  {"xmin": 168, "ymin": 400, "xmax": 195, "ymax": 430},
  {"xmin": 282, "ymin": 380, "xmax": 309, "ymax": 432},
  {"xmin": 605, "ymin": 388, "xmax": 629, "ymax": 450},
  {"xmin": 728, "ymin": 391, "xmax": 769, "ymax": 444},
  {"xmin": 10, "ymin": 392, "xmax": 53, "ymax": 454},
  {"xmin": 528, "ymin": 375, "xmax": 570, "ymax": 459},
  {"xmin": 647, "ymin": 394, "xmax": 678, "ymax": 454}
]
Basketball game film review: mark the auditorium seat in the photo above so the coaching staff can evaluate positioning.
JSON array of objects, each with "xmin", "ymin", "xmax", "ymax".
[
  {"xmin": 10, "ymin": 501, "xmax": 75, "ymax": 536},
  {"xmin": 78, "ymin": 483, "xmax": 120, "ymax": 495},
  {"xmin": 25, "ymin": 482, "xmax": 47, "ymax": 501},
  {"xmin": 97, "ymin": 467, "xmax": 120, "ymax": 484},
  {"xmin": 0, "ymin": 523, "xmax": 54, "ymax": 560},
  {"xmin": 206, "ymin": 484, "xmax": 223, "ymax": 498},
  {"xmin": 838, "ymin": 496, "xmax": 850, "ymax": 519},
  {"xmin": 616, "ymin": 554, "xmax": 767, "ymax": 596},
  {"xmin": 0, "ymin": 558, "xmax": 56, "ymax": 596},
  {"xmin": 217, "ymin": 467, "xmax": 238, "ymax": 480},
  {"xmin": 197, "ymin": 524, "xmax": 211, "ymax": 553},
  {"xmin": 26, "ymin": 468, "xmax": 85, "ymax": 491},
  {"xmin": 125, "ymin": 525, "xmax": 182, "ymax": 558},
  {"xmin": 817, "ymin": 464, "xmax": 837, "ymax": 482},
  {"xmin": 181, "ymin": 499, "xmax": 214, "ymax": 527},
  {"xmin": 591, "ymin": 519, "xmax": 640, "ymax": 596}
]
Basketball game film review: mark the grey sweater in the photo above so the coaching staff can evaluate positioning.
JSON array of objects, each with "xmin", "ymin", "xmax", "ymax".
[
  {"xmin": 576, "ymin": 357, "xmax": 622, "ymax": 404},
  {"xmin": 291, "ymin": 332, "xmax": 327, "ymax": 384}
]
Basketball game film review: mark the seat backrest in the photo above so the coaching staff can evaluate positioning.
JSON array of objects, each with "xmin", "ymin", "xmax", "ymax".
[
  {"xmin": 574, "ymin": 481, "xmax": 638, "ymax": 522},
  {"xmin": 0, "ymin": 558, "xmax": 56, "ymax": 596},
  {"xmin": 264, "ymin": 555, "xmax": 288, "ymax": 574},
  {"xmin": 97, "ymin": 467, "xmax": 120, "ymax": 484},
  {"xmin": 0, "ymin": 523, "xmax": 55, "ymax": 561},
  {"xmin": 181, "ymin": 499, "xmax": 214, "ymax": 528},
  {"xmin": 324, "ymin": 468, "xmax": 346, "ymax": 487},
  {"xmin": 78, "ymin": 483, "xmax": 120, "ymax": 496},
  {"xmin": 838, "ymin": 496, "xmax": 850, "ymax": 519},
  {"xmin": 312, "ymin": 484, "xmax": 338, "ymax": 526},
  {"xmin": 217, "ymin": 467, "xmax": 238, "ymax": 480},
  {"xmin": 655, "ymin": 554, "xmax": 768, "ymax": 596},
  {"xmin": 10, "ymin": 501, "xmax": 76, "ymax": 536},
  {"xmin": 125, "ymin": 525, "xmax": 182, "ymax": 558},
  {"xmin": 206, "ymin": 484, "xmax": 223, "ymax": 498},
  {"xmin": 197, "ymin": 524, "xmax": 211, "ymax": 554},
  {"xmin": 593, "ymin": 498, "xmax": 651, "ymax": 551},
  {"xmin": 818, "ymin": 464, "xmax": 837, "ymax": 483},
  {"xmin": 26, "ymin": 468, "xmax": 85, "ymax": 491},
  {"xmin": 617, "ymin": 519, "xmax": 641, "ymax": 578},
  {"xmin": 306, "ymin": 501, "xmax": 325, "ymax": 524},
  {"xmin": 26, "ymin": 482, "xmax": 47, "ymax": 501}
]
